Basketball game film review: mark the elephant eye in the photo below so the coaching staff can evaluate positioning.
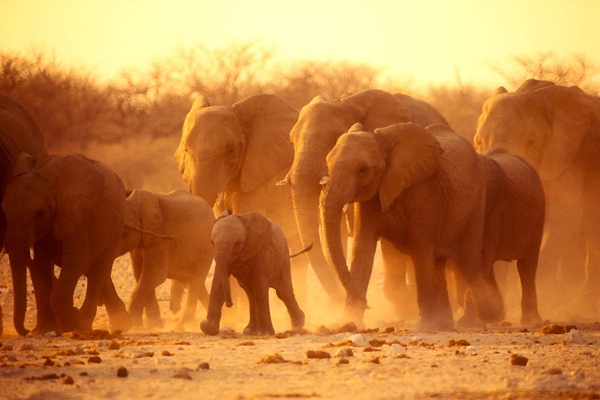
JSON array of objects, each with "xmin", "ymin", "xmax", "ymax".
[{"xmin": 357, "ymin": 166, "xmax": 368, "ymax": 177}]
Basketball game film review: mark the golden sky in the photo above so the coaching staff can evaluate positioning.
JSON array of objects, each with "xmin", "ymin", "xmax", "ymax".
[{"xmin": 1, "ymin": 0, "xmax": 599, "ymax": 87}]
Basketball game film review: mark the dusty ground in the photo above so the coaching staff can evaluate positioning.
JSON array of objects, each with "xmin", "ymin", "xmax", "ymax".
[{"xmin": 1, "ymin": 256, "xmax": 599, "ymax": 400}]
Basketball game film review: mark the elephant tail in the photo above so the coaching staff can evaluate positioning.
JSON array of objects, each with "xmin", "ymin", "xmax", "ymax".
[{"xmin": 289, "ymin": 243, "xmax": 313, "ymax": 258}]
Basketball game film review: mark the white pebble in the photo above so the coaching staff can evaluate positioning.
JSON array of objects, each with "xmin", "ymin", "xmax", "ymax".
[{"xmin": 347, "ymin": 333, "xmax": 370, "ymax": 347}]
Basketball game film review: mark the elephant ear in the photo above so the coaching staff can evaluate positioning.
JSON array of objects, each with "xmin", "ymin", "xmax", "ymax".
[
  {"xmin": 7, "ymin": 152, "xmax": 37, "ymax": 180},
  {"xmin": 232, "ymin": 94, "xmax": 297, "ymax": 193},
  {"xmin": 374, "ymin": 123, "xmax": 443, "ymax": 213},
  {"xmin": 238, "ymin": 212, "xmax": 272, "ymax": 262},
  {"xmin": 537, "ymin": 85, "xmax": 596, "ymax": 179},
  {"xmin": 138, "ymin": 190, "xmax": 164, "ymax": 247},
  {"xmin": 53, "ymin": 155, "xmax": 104, "ymax": 240},
  {"xmin": 341, "ymin": 89, "xmax": 411, "ymax": 131}
]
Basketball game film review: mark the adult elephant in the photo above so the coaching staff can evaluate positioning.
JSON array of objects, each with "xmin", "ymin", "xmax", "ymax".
[
  {"xmin": 118, "ymin": 189, "xmax": 215, "ymax": 330},
  {"xmin": 1, "ymin": 153, "xmax": 131, "ymax": 335},
  {"xmin": 175, "ymin": 94, "xmax": 342, "ymax": 304},
  {"xmin": 0, "ymin": 92, "xmax": 46, "ymax": 335},
  {"xmin": 320, "ymin": 122, "xmax": 504, "ymax": 330},
  {"xmin": 281, "ymin": 89, "xmax": 449, "ymax": 319},
  {"xmin": 474, "ymin": 79, "xmax": 600, "ymax": 318}
]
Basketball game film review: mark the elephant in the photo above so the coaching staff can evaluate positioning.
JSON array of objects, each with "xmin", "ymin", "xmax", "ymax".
[
  {"xmin": 200, "ymin": 211, "xmax": 306, "ymax": 336},
  {"xmin": 281, "ymin": 89, "xmax": 449, "ymax": 320},
  {"xmin": 319, "ymin": 122, "xmax": 504, "ymax": 330},
  {"xmin": 117, "ymin": 189, "xmax": 215, "ymax": 330},
  {"xmin": 476, "ymin": 148, "xmax": 545, "ymax": 326},
  {"xmin": 1, "ymin": 152, "xmax": 131, "ymax": 335},
  {"xmin": 474, "ymin": 79, "xmax": 600, "ymax": 318},
  {"xmin": 0, "ymin": 92, "xmax": 46, "ymax": 335},
  {"xmin": 175, "ymin": 93, "xmax": 342, "ymax": 305}
]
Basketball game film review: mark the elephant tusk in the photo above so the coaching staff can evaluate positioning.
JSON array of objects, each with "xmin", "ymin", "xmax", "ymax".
[
  {"xmin": 319, "ymin": 176, "xmax": 329, "ymax": 186},
  {"xmin": 123, "ymin": 224, "xmax": 177, "ymax": 240}
]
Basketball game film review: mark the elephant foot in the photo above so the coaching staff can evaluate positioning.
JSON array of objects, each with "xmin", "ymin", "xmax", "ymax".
[
  {"xmin": 418, "ymin": 309, "xmax": 455, "ymax": 331},
  {"xmin": 520, "ymin": 311, "xmax": 543, "ymax": 329},
  {"xmin": 56, "ymin": 307, "xmax": 81, "ymax": 334},
  {"xmin": 109, "ymin": 311, "xmax": 133, "ymax": 334},
  {"xmin": 200, "ymin": 319, "xmax": 220, "ymax": 336},
  {"xmin": 146, "ymin": 317, "xmax": 165, "ymax": 330},
  {"xmin": 290, "ymin": 310, "xmax": 306, "ymax": 330},
  {"xmin": 244, "ymin": 325, "xmax": 275, "ymax": 336},
  {"xmin": 456, "ymin": 312, "xmax": 482, "ymax": 329}
]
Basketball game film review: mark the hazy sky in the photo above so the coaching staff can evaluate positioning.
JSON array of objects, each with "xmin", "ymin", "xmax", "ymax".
[{"xmin": 1, "ymin": 0, "xmax": 599, "ymax": 88}]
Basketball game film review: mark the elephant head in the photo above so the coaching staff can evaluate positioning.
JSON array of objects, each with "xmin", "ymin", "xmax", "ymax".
[
  {"xmin": 284, "ymin": 90, "xmax": 415, "ymax": 294},
  {"xmin": 118, "ymin": 189, "xmax": 175, "ymax": 256},
  {"xmin": 175, "ymin": 94, "xmax": 297, "ymax": 206},
  {"xmin": 474, "ymin": 79, "xmax": 600, "ymax": 183},
  {"xmin": 320, "ymin": 122, "xmax": 442, "ymax": 298}
]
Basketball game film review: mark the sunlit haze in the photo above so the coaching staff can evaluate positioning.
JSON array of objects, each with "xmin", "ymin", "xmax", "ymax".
[{"xmin": 2, "ymin": 0, "xmax": 599, "ymax": 87}]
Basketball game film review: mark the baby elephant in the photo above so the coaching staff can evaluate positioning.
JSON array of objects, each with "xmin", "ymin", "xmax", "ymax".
[{"xmin": 200, "ymin": 212, "xmax": 307, "ymax": 336}]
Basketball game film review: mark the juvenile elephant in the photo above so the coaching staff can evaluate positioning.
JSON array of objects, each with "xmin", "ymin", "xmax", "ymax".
[
  {"xmin": 282, "ymin": 89, "xmax": 449, "ymax": 319},
  {"xmin": 320, "ymin": 122, "xmax": 504, "ymax": 330},
  {"xmin": 1, "ymin": 153, "xmax": 131, "ymax": 335},
  {"xmin": 175, "ymin": 94, "xmax": 341, "ymax": 305},
  {"xmin": 478, "ymin": 148, "xmax": 545, "ymax": 326},
  {"xmin": 474, "ymin": 79, "xmax": 600, "ymax": 317},
  {"xmin": 118, "ymin": 189, "xmax": 215, "ymax": 330},
  {"xmin": 200, "ymin": 212, "xmax": 306, "ymax": 336}
]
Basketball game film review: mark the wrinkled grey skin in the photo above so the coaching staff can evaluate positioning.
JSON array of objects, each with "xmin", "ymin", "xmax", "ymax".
[
  {"xmin": 2, "ymin": 153, "xmax": 131, "ymax": 336},
  {"xmin": 0, "ymin": 92, "xmax": 46, "ymax": 335},
  {"xmin": 200, "ymin": 212, "xmax": 305, "ymax": 336},
  {"xmin": 284, "ymin": 89, "xmax": 449, "ymax": 319},
  {"xmin": 474, "ymin": 79, "xmax": 600, "ymax": 317},
  {"xmin": 320, "ymin": 123, "xmax": 504, "ymax": 330},
  {"xmin": 118, "ymin": 189, "xmax": 215, "ymax": 330}
]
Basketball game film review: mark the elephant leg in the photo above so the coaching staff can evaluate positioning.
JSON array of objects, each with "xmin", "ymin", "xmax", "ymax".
[
  {"xmin": 413, "ymin": 253, "xmax": 454, "ymax": 331},
  {"xmin": 51, "ymin": 265, "xmax": 82, "ymax": 333},
  {"xmin": 28, "ymin": 256, "xmax": 58, "ymax": 335},
  {"xmin": 241, "ymin": 284, "xmax": 258, "ymax": 335},
  {"xmin": 516, "ymin": 256, "xmax": 542, "ymax": 326},
  {"xmin": 274, "ymin": 280, "xmax": 305, "ymax": 331},
  {"xmin": 179, "ymin": 280, "xmax": 200, "ymax": 328},
  {"xmin": 169, "ymin": 280, "xmax": 185, "ymax": 314},
  {"xmin": 254, "ymin": 284, "xmax": 275, "ymax": 335},
  {"xmin": 144, "ymin": 289, "xmax": 163, "ymax": 329},
  {"xmin": 129, "ymin": 262, "xmax": 166, "ymax": 329},
  {"xmin": 380, "ymin": 240, "xmax": 418, "ymax": 322},
  {"xmin": 101, "ymin": 277, "xmax": 132, "ymax": 333}
]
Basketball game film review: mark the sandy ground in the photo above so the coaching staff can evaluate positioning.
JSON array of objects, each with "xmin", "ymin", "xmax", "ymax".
[{"xmin": 1, "ymin": 255, "xmax": 599, "ymax": 400}]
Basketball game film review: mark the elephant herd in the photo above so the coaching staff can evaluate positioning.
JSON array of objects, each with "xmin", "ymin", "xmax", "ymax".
[{"xmin": 0, "ymin": 78, "xmax": 598, "ymax": 337}]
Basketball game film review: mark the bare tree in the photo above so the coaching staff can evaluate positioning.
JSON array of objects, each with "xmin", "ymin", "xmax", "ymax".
[{"xmin": 489, "ymin": 52, "xmax": 599, "ymax": 92}]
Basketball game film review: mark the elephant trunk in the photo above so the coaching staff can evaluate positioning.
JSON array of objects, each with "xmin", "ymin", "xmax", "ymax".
[
  {"xmin": 7, "ymin": 248, "xmax": 31, "ymax": 336},
  {"xmin": 290, "ymin": 158, "xmax": 344, "ymax": 301},
  {"xmin": 320, "ymin": 193, "xmax": 357, "ymax": 300},
  {"xmin": 200, "ymin": 260, "xmax": 230, "ymax": 336},
  {"xmin": 216, "ymin": 262, "xmax": 233, "ymax": 308}
]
